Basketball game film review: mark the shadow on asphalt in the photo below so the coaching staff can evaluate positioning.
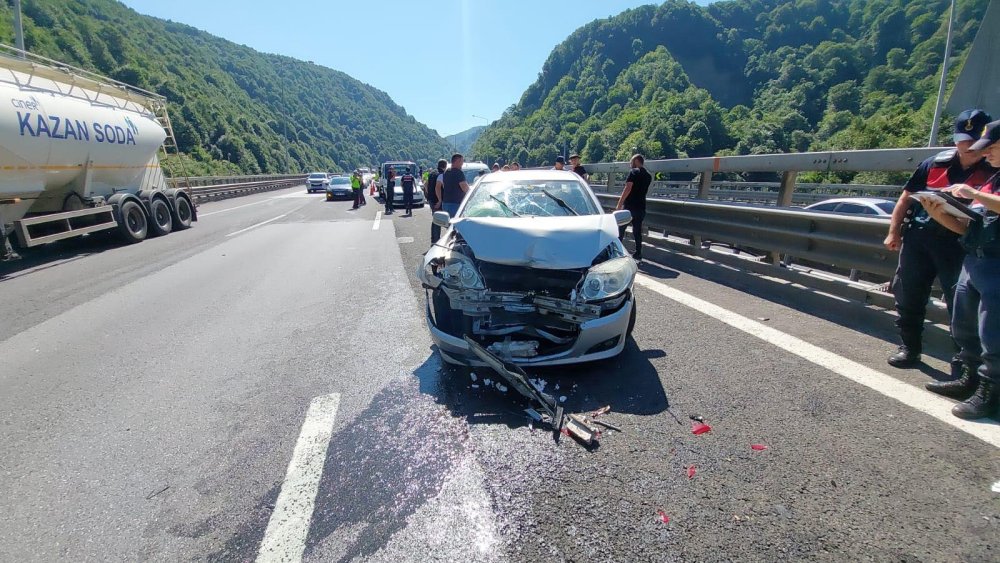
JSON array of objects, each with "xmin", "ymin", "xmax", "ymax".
[
  {"xmin": 0, "ymin": 233, "xmax": 121, "ymax": 281},
  {"xmin": 412, "ymin": 339, "xmax": 671, "ymax": 431}
]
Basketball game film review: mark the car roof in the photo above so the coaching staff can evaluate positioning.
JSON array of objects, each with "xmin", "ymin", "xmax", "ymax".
[
  {"xmin": 809, "ymin": 197, "xmax": 894, "ymax": 205},
  {"xmin": 477, "ymin": 169, "xmax": 585, "ymax": 182}
]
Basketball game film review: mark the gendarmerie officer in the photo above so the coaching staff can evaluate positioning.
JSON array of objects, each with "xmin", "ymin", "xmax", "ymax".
[
  {"xmin": 883, "ymin": 109, "xmax": 996, "ymax": 369},
  {"xmin": 923, "ymin": 119, "xmax": 1000, "ymax": 419}
]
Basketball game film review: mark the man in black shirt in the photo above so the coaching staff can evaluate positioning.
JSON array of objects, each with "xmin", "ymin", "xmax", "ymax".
[
  {"xmin": 425, "ymin": 159, "xmax": 446, "ymax": 243},
  {"xmin": 435, "ymin": 153, "xmax": 471, "ymax": 217},
  {"xmin": 569, "ymin": 154, "xmax": 589, "ymax": 181},
  {"xmin": 616, "ymin": 153, "xmax": 652, "ymax": 261},
  {"xmin": 553, "ymin": 155, "xmax": 566, "ymax": 171}
]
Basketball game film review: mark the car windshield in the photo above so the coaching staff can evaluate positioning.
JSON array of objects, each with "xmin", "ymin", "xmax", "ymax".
[
  {"xmin": 330, "ymin": 177, "xmax": 351, "ymax": 185},
  {"xmin": 385, "ymin": 163, "xmax": 416, "ymax": 177},
  {"xmin": 308, "ymin": 173, "xmax": 326, "ymax": 179},
  {"xmin": 462, "ymin": 179, "xmax": 600, "ymax": 218},
  {"xmin": 876, "ymin": 202, "xmax": 895, "ymax": 214}
]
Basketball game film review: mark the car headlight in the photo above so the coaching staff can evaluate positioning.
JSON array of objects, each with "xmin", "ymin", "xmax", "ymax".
[
  {"xmin": 440, "ymin": 251, "xmax": 485, "ymax": 290},
  {"xmin": 579, "ymin": 257, "xmax": 637, "ymax": 301}
]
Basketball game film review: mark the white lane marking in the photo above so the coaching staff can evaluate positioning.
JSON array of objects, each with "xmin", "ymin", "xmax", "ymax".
[
  {"xmin": 634, "ymin": 274, "xmax": 1000, "ymax": 449},
  {"xmin": 257, "ymin": 393, "xmax": 341, "ymax": 563},
  {"xmin": 199, "ymin": 189, "xmax": 304, "ymax": 217},
  {"xmin": 992, "ymin": 479, "xmax": 1000, "ymax": 493},
  {"xmin": 226, "ymin": 213, "xmax": 288, "ymax": 237},
  {"xmin": 397, "ymin": 236, "xmax": 414, "ymax": 244},
  {"xmin": 373, "ymin": 211, "xmax": 382, "ymax": 230}
]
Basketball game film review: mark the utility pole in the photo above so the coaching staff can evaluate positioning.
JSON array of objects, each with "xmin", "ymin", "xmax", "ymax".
[
  {"xmin": 929, "ymin": 0, "xmax": 957, "ymax": 147},
  {"xmin": 13, "ymin": 0, "xmax": 25, "ymax": 57}
]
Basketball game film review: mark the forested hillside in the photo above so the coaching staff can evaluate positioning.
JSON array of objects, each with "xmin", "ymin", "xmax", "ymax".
[
  {"xmin": 445, "ymin": 126, "xmax": 487, "ymax": 155},
  {"xmin": 473, "ymin": 0, "xmax": 990, "ymax": 176},
  {"xmin": 0, "ymin": 0, "xmax": 450, "ymax": 175}
]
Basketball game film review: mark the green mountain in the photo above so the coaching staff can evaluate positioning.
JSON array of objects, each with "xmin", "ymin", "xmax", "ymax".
[
  {"xmin": 473, "ymin": 0, "xmax": 990, "ymax": 182},
  {"xmin": 0, "ymin": 0, "xmax": 451, "ymax": 175},
  {"xmin": 445, "ymin": 126, "xmax": 487, "ymax": 155}
]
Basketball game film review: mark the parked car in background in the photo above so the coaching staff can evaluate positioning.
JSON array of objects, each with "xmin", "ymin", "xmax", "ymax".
[
  {"xmin": 418, "ymin": 170, "xmax": 637, "ymax": 366},
  {"xmin": 325, "ymin": 175, "xmax": 354, "ymax": 201},
  {"xmin": 306, "ymin": 172, "xmax": 329, "ymax": 193},
  {"xmin": 803, "ymin": 197, "xmax": 895, "ymax": 217},
  {"xmin": 379, "ymin": 161, "xmax": 426, "ymax": 207}
]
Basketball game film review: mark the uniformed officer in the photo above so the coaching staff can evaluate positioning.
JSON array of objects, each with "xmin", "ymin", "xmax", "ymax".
[
  {"xmin": 923, "ymin": 119, "xmax": 1000, "ymax": 419},
  {"xmin": 883, "ymin": 109, "xmax": 997, "ymax": 369}
]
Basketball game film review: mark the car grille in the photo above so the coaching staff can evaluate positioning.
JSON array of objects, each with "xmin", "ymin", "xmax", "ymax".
[{"xmin": 476, "ymin": 263, "xmax": 584, "ymax": 298}]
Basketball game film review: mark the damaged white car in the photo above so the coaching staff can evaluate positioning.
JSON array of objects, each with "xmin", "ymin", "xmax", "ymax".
[{"xmin": 417, "ymin": 170, "xmax": 637, "ymax": 366}]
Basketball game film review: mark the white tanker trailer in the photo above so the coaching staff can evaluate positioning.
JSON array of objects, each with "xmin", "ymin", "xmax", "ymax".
[{"xmin": 0, "ymin": 44, "xmax": 195, "ymax": 259}]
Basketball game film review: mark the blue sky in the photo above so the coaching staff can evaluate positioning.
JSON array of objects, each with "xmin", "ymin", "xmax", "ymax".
[{"xmin": 119, "ymin": 0, "xmax": 713, "ymax": 137}]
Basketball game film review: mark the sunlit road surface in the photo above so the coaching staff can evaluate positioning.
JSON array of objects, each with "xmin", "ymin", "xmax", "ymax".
[{"xmin": 1, "ymin": 185, "xmax": 997, "ymax": 561}]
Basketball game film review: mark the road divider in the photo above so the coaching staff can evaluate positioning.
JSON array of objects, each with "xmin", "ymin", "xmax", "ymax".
[{"xmin": 257, "ymin": 393, "xmax": 341, "ymax": 563}]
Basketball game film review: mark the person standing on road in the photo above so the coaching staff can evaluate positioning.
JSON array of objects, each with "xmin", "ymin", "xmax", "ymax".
[
  {"xmin": 882, "ymin": 109, "xmax": 996, "ymax": 370},
  {"xmin": 350, "ymin": 169, "xmax": 363, "ymax": 210},
  {"xmin": 553, "ymin": 156, "xmax": 566, "ymax": 171},
  {"xmin": 922, "ymin": 120, "xmax": 1000, "ymax": 419},
  {"xmin": 569, "ymin": 154, "xmax": 589, "ymax": 182},
  {"xmin": 385, "ymin": 167, "xmax": 396, "ymax": 215},
  {"xmin": 426, "ymin": 159, "xmax": 447, "ymax": 243},
  {"xmin": 436, "ymin": 153, "xmax": 471, "ymax": 218},
  {"xmin": 400, "ymin": 167, "xmax": 417, "ymax": 216},
  {"xmin": 615, "ymin": 154, "xmax": 652, "ymax": 262}
]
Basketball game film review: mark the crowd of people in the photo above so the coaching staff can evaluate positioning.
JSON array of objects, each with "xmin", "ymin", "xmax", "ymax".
[{"xmin": 883, "ymin": 110, "xmax": 1000, "ymax": 420}]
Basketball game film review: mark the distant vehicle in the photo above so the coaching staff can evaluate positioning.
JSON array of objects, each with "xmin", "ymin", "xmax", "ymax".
[
  {"xmin": 803, "ymin": 197, "xmax": 895, "ymax": 217},
  {"xmin": 325, "ymin": 176, "xmax": 354, "ymax": 201},
  {"xmin": 379, "ymin": 161, "xmax": 424, "ymax": 206},
  {"xmin": 418, "ymin": 169, "xmax": 637, "ymax": 366},
  {"xmin": 306, "ymin": 172, "xmax": 329, "ymax": 193}
]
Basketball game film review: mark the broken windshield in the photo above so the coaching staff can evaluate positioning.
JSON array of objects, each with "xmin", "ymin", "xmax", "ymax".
[{"xmin": 462, "ymin": 179, "xmax": 600, "ymax": 218}]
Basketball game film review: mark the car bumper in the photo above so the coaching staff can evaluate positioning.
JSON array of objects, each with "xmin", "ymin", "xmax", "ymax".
[
  {"xmin": 392, "ymin": 193, "xmax": 425, "ymax": 205},
  {"xmin": 427, "ymin": 296, "xmax": 633, "ymax": 367},
  {"xmin": 326, "ymin": 190, "xmax": 354, "ymax": 200}
]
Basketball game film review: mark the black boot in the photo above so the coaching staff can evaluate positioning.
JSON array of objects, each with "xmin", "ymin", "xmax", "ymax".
[
  {"xmin": 887, "ymin": 344, "xmax": 921, "ymax": 368},
  {"xmin": 952, "ymin": 379, "xmax": 999, "ymax": 420},
  {"xmin": 926, "ymin": 364, "xmax": 979, "ymax": 400}
]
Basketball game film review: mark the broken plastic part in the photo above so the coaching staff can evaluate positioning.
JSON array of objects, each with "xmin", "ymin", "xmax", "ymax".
[
  {"xmin": 691, "ymin": 422, "xmax": 712, "ymax": 435},
  {"xmin": 688, "ymin": 414, "xmax": 704, "ymax": 423},
  {"xmin": 487, "ymin": 339, "xmax": 540, "ymax": 358},
  {"xmin": 656, "ymin": 510, "xmax": 669, "ymax": 524},
  {"xmin": 525, "ymin": 408, "xmax": 543, "ymax": 422},
  {"xmin": 559, "ymin": 396, "xmax": 567, "ymax": 403},
  {"xmin": 750, "ymin": 444, "xmax": 768, "ymax": 451},
  {"xmin": 564, "ymin": 414, "xmax": 599, "ymax": 445},
  {"xmin": 687, "ymin": 466, "xmax": 696, "ymax": 479},
  {"xmin": 592, "ymin": 405, "xmax": 611, "ymax": 417},
  {"xmin": 464, "ymin": 336, "xmax": 559, "ymax": 418},
  {"xmin": 992, "ymin": 480, "xmax": 1000, "ymax": 493}
]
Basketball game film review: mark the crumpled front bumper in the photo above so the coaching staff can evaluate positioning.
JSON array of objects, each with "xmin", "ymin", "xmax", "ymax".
[{"xmin": 427, "ymin": 294, "xmax": 633, "ymax": 367}]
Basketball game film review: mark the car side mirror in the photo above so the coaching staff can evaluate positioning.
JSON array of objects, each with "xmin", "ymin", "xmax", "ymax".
[
  {"xmin": 613, "ymin": 209, "xmax": 632, "ymax": 226},
  {"xmin": 432, "ymin": 211, "xmax": 452, "ymax": 228}
]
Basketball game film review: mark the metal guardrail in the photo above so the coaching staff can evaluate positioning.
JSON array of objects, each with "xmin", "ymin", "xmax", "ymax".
[
  {"xmin": 184, "ymin": 176, "xmax": 307, "ymax": 201},
  {"xmin": 594, "ymin": 180, "xmax": 902, "ymax": 206}
]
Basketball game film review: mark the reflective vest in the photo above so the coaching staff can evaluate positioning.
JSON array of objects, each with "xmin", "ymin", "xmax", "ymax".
[{"xmin": 351, "ymin": 175, "xmax": 361, "ymax": 189}]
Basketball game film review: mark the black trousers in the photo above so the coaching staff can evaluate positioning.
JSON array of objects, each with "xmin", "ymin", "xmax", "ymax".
[
  {"xmin": 352, "ymin": 188, "xmax": 363, "ymax": 208},
  {"xmin": 619, "ymin": 208, "xmax": 646, "ymax": 256},
  {"xmin": 403, "ymin": 186, "xmax": 414, "ymax": 212},
  {"xmin": 385, "ymin": 181, "xmax": 395, "ymax": 212},
  {"xmin": 893, "ymin": 226, "xmax": 965, "ymax": 344}
]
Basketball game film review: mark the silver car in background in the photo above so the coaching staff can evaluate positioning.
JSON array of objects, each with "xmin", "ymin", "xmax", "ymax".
[{"xmin": 418, "ymin": 170, "xmax": 637, "ymax": 366}]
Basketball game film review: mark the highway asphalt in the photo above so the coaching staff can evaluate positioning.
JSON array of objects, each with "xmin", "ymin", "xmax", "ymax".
[{"xmin": 1, "ymin": 185, "xmax": 998, "ymax": 562}]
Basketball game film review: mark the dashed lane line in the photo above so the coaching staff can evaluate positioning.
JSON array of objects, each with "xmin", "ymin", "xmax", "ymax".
[
  {"xmin": 198, "ymin": 189, "xmax": 307, "ymax": 217},
  {"xmin": 256, "ymin": 393, "xmax": 341, "ymax": 563},
  {"xmin": 226, "ymin": 214, "xmax": 289, "ymax": 238},
  {"xmin": 635, "ymin": 274, "xmax": 1000, "ymax": 449},
  {"xmin": 373, "ymin": 211, "xmax": 382, "ymax": 230}
]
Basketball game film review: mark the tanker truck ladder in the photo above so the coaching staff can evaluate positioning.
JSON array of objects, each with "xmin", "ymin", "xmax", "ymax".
[{"xmin": 150, "ymin": 101, "xmax": 192, "ymax": 194}]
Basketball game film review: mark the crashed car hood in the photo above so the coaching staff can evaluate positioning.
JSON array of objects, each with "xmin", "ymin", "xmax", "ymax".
[{"xmin": 452, "ymin": 215, "xmax": 620, "ymax": 269}]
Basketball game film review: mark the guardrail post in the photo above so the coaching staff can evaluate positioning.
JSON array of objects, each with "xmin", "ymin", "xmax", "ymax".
[
  {"xmin": 768, "ymin": 171, "xmax": 799, "ymax": 264},
  {"xmin": 606, "ymin": 172, "xmax": 615, "ymax": 193},
  {"xmin": 691, "ymin": 171, "xmax": 713, "ymax": 249}
]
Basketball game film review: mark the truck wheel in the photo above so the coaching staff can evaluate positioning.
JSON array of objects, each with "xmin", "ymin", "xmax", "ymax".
[
  {"xmin": 148, "ymin": 198, "xmax": 173, "ymax": 237},
  {"xmin": 118, "ymin": 200, "xmax": 148, "ymax": 243},
  {"xmin": 173, "ymin": 196, "xmax": 193, "ymax": 230}
]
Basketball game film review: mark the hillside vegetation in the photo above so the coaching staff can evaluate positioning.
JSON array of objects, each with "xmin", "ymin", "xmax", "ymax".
[
  {"xmin": 445, "ymin": 126, "xmax": 487, "ymax": 155},
  {"xmin": 0, "ymin": 0, "xmax": 450, "ymax": 175},
  {"xmin": 473, "ymin": 0, "xmax": 990, "ymax": 182}
]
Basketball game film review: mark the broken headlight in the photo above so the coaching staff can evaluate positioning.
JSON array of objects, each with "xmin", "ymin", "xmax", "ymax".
[
  {"xmin": 440, "ymin": 251, "xmax": 485, "ymax": 290},
  {"xmin": 579, "ymin": 256, "xmax": 637, "ymax": 301}
]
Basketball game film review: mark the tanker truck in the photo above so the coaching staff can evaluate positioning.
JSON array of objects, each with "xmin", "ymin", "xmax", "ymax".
[{"xmin": 0, "ymin": 44, "xmax": 195, "ymax": 260}]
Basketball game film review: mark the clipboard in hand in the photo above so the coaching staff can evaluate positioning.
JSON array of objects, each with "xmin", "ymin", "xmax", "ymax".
[{"xmin": 908, "ymin": 191, "xmax": 980, "ymax": 220}]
